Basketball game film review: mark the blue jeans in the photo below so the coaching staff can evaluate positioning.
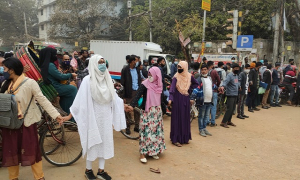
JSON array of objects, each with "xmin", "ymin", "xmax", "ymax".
[
  {"xmin": 209, "ymin": 92, "xmax": 218, "ymax": 124},
  {"xmin": 269, "ymin": 85, "xmax": 279, "ymax": 105},
  {"xmin": 198, "ymin": 103, "xmax": 211, "ymax": 131},
  {"xmin": 164, "ymin": 90, "xmax": 169, "ymax": 101}
]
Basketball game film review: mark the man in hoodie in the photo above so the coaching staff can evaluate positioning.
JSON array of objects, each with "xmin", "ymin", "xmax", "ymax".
[
  {"xmin": 237, "ymin": 64, "xmax": 250, "ymax": 119},
  {"xmin": 218, "ymin": 63, "xmax": 240, "ymax": 128},
  {"xmin": 261, "ymin": 64, "xmax": 273, "ymax": 109},
  {"xmin": 215, "ymin": 62, "xmax": 226, "ymax": 85}
]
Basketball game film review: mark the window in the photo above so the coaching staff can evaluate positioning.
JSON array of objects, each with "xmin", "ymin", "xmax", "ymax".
[
  {"xmin": 41, "ymin": 9, "xmax": 43, "ymax": 15},
  {"xmin": 41, "ymin": 25, "xmax": 44, "ymax": 31}
]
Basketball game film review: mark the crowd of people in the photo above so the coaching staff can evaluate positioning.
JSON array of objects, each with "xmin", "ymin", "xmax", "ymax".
[{"xmin": 1, "ymin": 48, "xmax": 300, "ymax": 180}]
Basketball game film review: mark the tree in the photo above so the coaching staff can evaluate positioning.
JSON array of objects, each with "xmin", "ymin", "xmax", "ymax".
[
  {"xmin": 0, "ymin": 0, "xmax": 38, "ymax": 46},
  {"xmin": 49, "ymin": 0, "xmax": 117, "ymax": 46}
]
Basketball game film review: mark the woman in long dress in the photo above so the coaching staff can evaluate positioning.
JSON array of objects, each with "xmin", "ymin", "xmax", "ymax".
[
  {"xmin": 130, "ymin": 66, "xmax": 166, "ymax": 163},
  {"xmin": 68, "ymin": 54, "xmax": 129, "ymax": 180},
  {"xmin": 168, "ymin": 61, "xmax": 198, "ymax": 147}
]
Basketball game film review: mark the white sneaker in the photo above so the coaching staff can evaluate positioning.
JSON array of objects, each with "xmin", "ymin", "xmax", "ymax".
[
  {"xmin": 152, "ymin": 155, "xmax": 159, "ymax": 160},
  {"xmin": 140, "ymin": 158, "xmax": 147, "ymax": 163}
]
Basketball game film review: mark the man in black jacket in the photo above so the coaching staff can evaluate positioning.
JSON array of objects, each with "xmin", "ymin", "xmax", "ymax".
[
  {"xmin": 237, "ymin": 64, "xmax": 250, "ymax": 119},
  {"xmin": 261, "ymin": 64, "xmax": 273, "ymax": 109},
  {"xmin": 248, "ymin": 62, "xmax": 262, "ymax": 112},
  {"xmin": 269, "ymin": 62, "xmax": 282, "ymax": 107},
  {"xmin": 121, "ymin": 55, "xmax": 141, "ymax": 134}
]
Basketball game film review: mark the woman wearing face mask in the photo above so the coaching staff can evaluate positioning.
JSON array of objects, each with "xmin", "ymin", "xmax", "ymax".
[
  {"xmin": 39, "ymin": 47, "xmax": 77, "ymax": 122},
  {"xmin": 0, "ymin": 57, "xmax": 66, "ymax": 180},
  {"xmin": 63, "ymin": 55, "xmax": 130, "ymax": 180},
  {"xmin": 129, "ymin": 66, "xmax": 166, "ymax": 163},
  {"xmin": 168, "ymin": 61, "xmax": 199, "ymax": 147}
]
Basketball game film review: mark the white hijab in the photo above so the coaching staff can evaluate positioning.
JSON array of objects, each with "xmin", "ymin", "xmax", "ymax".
[{"xmin": 88, "ymin": 54, "xmax": 115, "ymax": 104}]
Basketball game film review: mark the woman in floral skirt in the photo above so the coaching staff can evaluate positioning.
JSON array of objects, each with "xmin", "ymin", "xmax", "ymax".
[{"xmin": 130, "ymin": 66, "xmax": 166, "ymax": 163}]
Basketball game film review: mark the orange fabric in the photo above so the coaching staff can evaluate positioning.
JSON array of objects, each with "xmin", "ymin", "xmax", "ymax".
[
  {"xmin": 8, "ymin": 74, "xmax": 26, "ymax": 119},
  {"xmin": 250, "ymin": 62, "xmax": 256, "ymax": 69},
  {"xmin": 173, "ymin": 61, "xmax": 191, "ymax": 96},
  {"xmin": 7, "ymin": 161, "xmax": 44, "ymax": 180}
]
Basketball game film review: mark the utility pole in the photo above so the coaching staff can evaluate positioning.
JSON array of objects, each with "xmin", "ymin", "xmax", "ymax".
[
  {"xmin": 149, "ymin": 0, "xmax": 153, "ymax": 42},
  {"xmin": 279, "ymin": 0, "xmax": 285, "ymax": 66},
  {"xmin": 201, "ymin": 10, "xmax": 207, "ymax": 55},
  {"xmin": 128, "ymin": 1, "xmax": 132, "ymax": 41},
  {"xmin": 24, "ymin": 12, "xmax": 28, "ymax": 42},
  {"xmin": 273, "ymin": 0, "xmax": 282, "ymax": 64}
]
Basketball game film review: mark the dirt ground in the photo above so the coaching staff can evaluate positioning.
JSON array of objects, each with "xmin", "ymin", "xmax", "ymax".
[{"xmin": 0, "ymin": 105, "xmax": 300, "ymax": 180}]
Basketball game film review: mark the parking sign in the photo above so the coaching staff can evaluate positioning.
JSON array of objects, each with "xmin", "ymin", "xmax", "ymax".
[{"xmin": 237, "ymin": 35, "xmax": 253, "ymax": 51}]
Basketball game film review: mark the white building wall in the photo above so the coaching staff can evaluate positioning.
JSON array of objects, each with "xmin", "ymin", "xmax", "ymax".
[{"xmin": 37, "ymin": 0, "xmax": 56, "ymax": 41}]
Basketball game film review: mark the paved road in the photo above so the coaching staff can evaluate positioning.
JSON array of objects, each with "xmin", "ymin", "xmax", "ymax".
[{"xmin": 1, "ymin": 105, "xmax": 300, "ymax": 180}]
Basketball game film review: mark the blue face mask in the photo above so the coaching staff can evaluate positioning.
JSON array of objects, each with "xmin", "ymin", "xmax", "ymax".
[
  {"xmin": 3, "ymin": 71, "xmax": 10, "ymax": 80},
  {"xmin": 174, "ymin": 61, "xmax": 178, "ymax": 65},
  {"xmin": 0, "ymin": 66, "xmax": 4, "ymax": 74},
  {"xmin": 135, "ymin": 62, "xmax": 139, "ymax": 68},
  {"xmin": 64, "ymin": 61, "xmax": 70, "ymax": 66},
  {"xmin": 98, "ymin": 64, "xmax": 106, "ymax": 72}
]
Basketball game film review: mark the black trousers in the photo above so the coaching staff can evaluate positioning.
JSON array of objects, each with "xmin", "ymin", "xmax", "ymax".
[
  {"xmin": 222, "ymin": 96, "xmax": 237, "ymax": 124},
  {"xmin": 237, "ymin": 94, "xmax": 246, "ymax": 116},
  {"xmin": 285, "ymin": 84, "xmax": 295, "ymax": 102},
  {"xmin": 248, "ymin": 88, "xmax": 258, "ymax": 109},
  {"xmin": 294, "ymin": 87, "xmax": 300, "ymax": 105}
]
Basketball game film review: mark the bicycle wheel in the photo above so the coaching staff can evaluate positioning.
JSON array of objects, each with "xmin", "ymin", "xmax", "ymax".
[
  {"xmin": 40, "ymin": 121, "xmax": 82, "ymax": 166},
  {"xmin": 120, "ymin": 111, "xmax": 139, "ymax": 140}
]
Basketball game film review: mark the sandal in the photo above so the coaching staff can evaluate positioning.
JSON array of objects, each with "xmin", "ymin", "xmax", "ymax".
[
  {"xmin": 172, "ymin": 142, "xmax": 182, "ymax": 147},
  {"xmin": 150, "ymin": 168, "xmax": 161, "ymax": 174},
  {"xmin": 220, "ymin": 123, "xmax": 229, "ymax": 128},
  {"xmin": 227, "ymin": 122, "xmax": 236, "ymax": 127}
]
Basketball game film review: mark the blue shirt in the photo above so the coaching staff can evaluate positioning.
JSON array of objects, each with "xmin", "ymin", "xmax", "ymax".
[
  {"xmin": 171, "ymin": 63, "xmax": 177, "ymax": 77},
  {"xmin": 130, "ymin": 68, "xmax": 139, "ymax": 90}
]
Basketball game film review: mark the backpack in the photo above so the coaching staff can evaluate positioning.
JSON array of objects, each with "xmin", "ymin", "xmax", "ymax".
[
  {"xmin": 0, "ymin": 79, "xmax": 33, "ymax": 129},
  {"xmin": 283, "ymin": 65, "xmax": 291, "ymax": 76}
]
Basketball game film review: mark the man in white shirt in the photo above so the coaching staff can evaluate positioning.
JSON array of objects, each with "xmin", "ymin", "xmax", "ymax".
[{"xmin": 196, "ymin": 64, "xmax": 213, "ymax": 137}]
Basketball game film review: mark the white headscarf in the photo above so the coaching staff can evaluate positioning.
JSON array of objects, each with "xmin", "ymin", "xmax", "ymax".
[{"xmin": 88, "ymin": 54, "xmax": 115, "ymax": 104}]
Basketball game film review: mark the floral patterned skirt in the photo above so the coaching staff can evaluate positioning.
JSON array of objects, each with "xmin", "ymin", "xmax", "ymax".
[{"xmin": 139, "ymin": 106, "xmax": 166, "ymax": 155}]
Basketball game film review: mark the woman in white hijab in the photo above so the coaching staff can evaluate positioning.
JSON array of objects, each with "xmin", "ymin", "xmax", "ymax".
[{"xmin": 66, "ymin": 54, "xmax": 130, "ymax": 180}]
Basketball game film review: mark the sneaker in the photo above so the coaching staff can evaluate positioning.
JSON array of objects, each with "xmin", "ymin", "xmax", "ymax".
[
  {"xmin": 97, "ymin": 171, "xmax": 112, "ymax": 180},
  {"xmin": 253, "ymin": 108, "xmax": 260, "ymax": 111},
  {"xmin": 275, "ymin": 104, "xmax": 282, "ymax": 107},
  {"xmin": 200, "ymin": 130, "xmax": 206, "ymax": 137},
  {"xmin": 270, "ymin": 104, "xmax": 276, "ymax": 107},
  {"xmin": 204, "ymin": 129, "xmax": 212, "ymax": 136},
  {"xmin": 125, "ymin": 128, "xmax": 131, "ymax": 135},
  {"xmin": 242, "ymin": 115, "xmax": 249, "ymax": 118},
  {"xmin": 85, "ymin": 170, "xmax": 97, "ymax": 180}
]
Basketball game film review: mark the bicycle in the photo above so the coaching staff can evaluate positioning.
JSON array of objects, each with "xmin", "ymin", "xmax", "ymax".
[
  {"xmin": 190, "ymin": 101, "xmax": 198, "ymax": 123},
  {"xmin": 37, "ymin": 104, "xmax": 82, "ymax": 167}
]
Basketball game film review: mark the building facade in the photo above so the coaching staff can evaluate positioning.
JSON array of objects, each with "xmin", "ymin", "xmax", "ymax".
[{"xmin": 37, "ymin": 0, "xmax": 56, "ymax": 41}]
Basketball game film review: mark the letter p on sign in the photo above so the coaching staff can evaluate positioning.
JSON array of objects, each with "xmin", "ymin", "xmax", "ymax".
[{"xmin": 241, "ymin": 37, "xmax": 249, "ymax": 47}]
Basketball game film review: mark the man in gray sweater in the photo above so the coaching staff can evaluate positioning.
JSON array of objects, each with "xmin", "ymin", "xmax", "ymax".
[{"xmin": 219, "ymin": 63, "xmax": 240, "ymax": 128}]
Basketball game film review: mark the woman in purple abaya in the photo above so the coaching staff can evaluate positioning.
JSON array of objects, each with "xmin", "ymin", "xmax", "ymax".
[{"xmin": 168, "ymin": 61, "xmax": 198, "ymax": 147}]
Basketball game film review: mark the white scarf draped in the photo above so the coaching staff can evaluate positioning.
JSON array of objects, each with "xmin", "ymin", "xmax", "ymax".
[{"xmin": 88, "ymin": 54, "xmax": 115, "ymax": 104}]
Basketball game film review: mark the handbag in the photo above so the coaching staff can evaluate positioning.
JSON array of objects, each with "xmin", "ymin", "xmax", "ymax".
[{"xmin": 0, "ymin": 79, "xmax": 33, "ymax": 129}]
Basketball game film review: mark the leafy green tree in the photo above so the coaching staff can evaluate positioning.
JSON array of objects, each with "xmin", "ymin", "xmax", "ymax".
[
  {"xmin": 0, "ymin": 0, "xmax": 38, "ymax": 46},
  {"xmin": 49, "ymin": 0, "xmax": 117, "ymax": 46}
]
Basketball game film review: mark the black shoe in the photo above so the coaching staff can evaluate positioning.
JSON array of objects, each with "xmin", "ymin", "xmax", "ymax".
[
  {"xmin": 85, "ymin": 170, "xmax": 97, "ymax": 180},
  {"xmin": 210, "ymin": 123, "xmax": 217, "ymax": 127},
  {"xmin": 253, "ymin": 108, "xmax": 260, "ymax": 111},
  {"xmin": 270, "ymin": 104, "xmax": 276, "ymax": 107},
  {"xmin": 125, "ymin": 128, "xmax": 131, "ymax": 135},
  {"xmin": 207, "ymin": 122, "xmax": 210, "ymax": 126},
  {"xmin": 248, "ymin": 109, "xmax": 254, "ymax": 112},
  {"xmin": 134, "ymin": 127, "xmax": 139, "ymax": 133},
  {"xmin": 97, "ymin": 171, "xmax": 112, "ymax": 180},
  {"xmin": 242, "ymin": 115, "xmax": 249, "ymax": 118},
  {"xmin": 275, "ymin": 104, "xmax": 282, "ymax": 107},
  {"xmin": 237, "ymin": 115, "xmax": 245, "ymax": 119},
  {"xmin": 262, "ymin": 106, "xmax": 268, "ymax": 109}
]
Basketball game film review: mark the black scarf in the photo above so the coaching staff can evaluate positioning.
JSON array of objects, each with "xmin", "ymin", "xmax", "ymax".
[{"xmin": 39, "ymin": 47, "xmax": 57, "ymax": 85}]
